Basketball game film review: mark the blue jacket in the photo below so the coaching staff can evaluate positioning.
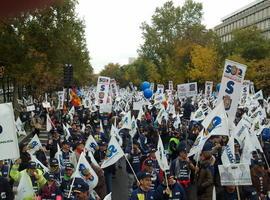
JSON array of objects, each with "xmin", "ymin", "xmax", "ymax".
[
  {"xmin": 154, "ymin": 182, "xmax": 186, "ymax": 200},
  {"xmin": 130, "ymin": 187, "xmax": 155, "ymax": 200}
]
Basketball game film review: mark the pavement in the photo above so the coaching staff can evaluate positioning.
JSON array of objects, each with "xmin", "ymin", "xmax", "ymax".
[{"xmin": 112, "ymin": 160, "xmax": 129, "ymax": 200}]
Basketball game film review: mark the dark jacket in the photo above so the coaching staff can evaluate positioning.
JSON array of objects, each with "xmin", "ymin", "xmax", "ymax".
[
  {"xmin": 154, "ymin": 182, "xmax": 186, "ymax": 200},
  {"xmin": 130, "ymin": 187, "xmax": 154, "ymax": 200},
  {"xmin": 0, "ymin": 176, "xmax": 14, "ymax": 200},
  {"xmin": 197, "ymin": 160, "xmax": 214, "ymax": 200}
]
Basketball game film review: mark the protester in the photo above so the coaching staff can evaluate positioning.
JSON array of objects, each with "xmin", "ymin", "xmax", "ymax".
[
  {"xmin": 130, "ymin": 172, "xmax": 154, "ymax": 200},
  {"xmin": 154, "ymin": 174, "xmax": 187, "ymax": 200}
]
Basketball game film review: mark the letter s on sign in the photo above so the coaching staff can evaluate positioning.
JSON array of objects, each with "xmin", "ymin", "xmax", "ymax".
[{"xmin": 225, "ymin": 81, "xmax": 235, "ymax": 94}]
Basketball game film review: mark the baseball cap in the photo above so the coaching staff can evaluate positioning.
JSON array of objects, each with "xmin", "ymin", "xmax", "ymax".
[
  {"xmin": 73, "ymin": 178, "xmax": 89, "ymax": 193},
  {"xmin": 98, "ymin": 141, "xmax": 107, "ymax": 146},
  {"xmin": 62, "ymin": 140, "xmax": 70, "ymax": 146},
  {"xmin": 27, "ymin": 161, "xmax": 37, "ymax": 169},
  {"xmin": 65, "ymin": 163, "xmax": 74, "ymax": 170},
  {"xmin": 137, "ymin": 172, "xmax": 152, "ymax": 181},
  {"xmin": 45, "ymin": 173, "xmax": 55, "ymax": 181},
  {"xmin": 50, "ymin": 158, "xmax": 59, "ymax": 166}
]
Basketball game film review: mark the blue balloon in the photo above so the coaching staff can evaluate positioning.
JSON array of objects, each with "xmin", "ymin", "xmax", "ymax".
[
  {"xmin": 140, "ymin": 81, "xmax": 150, "ymax": 91},
  {"xmin": 143, "ymin": 88, "xmax": 153, "ymax": 99},
  {"xmin": 262, "ymin": 128, "xmax": 270, "ymax": 141},
  {"xmin": 216, "ymin": 83, "xmax": 221, "ymax": 92}
]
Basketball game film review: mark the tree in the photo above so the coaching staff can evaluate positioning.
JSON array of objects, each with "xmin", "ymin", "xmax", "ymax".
[
  {"xmin": 100, "ymin": 63, "xmax": 121, "ymax": 80},
  {"xmin": 226, "ymin": 27, "xmax": 270, "ymax": 60},
  {"xmin": 188, "ymin": 44, "xmax": 220, "ymax": 84},
  {"xmin": 0, "ymin": 0, "xmax": 93, "ymax": 96},
  {"xmin": 139, "ymin": 0, "xmax": 203, "ymax": 69}
]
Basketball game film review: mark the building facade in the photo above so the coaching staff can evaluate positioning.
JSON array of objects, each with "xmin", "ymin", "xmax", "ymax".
[{"xmin": 214, "ymin": 0, "xmax": 270, "ymax": 42}]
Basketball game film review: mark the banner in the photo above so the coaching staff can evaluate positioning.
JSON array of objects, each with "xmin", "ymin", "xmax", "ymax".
[
  {"xmin": 217, "ymin": 60, "xmax": 247, "ymax": 125},
  {"xmin": 57, "ymin": 90, "xmax": 65, "ymax": 110},
  {"xmin": 0, "ymin": 103, "xmax": 20, "ymax": 160},
  {"xmin": 205, "ymin": 81, "xmax": 213, "ymax": 99},
  {"xmin": 26, "ymin": 105, "xmax": 35, "ymax": 112},
  {"xmin": 177, "ymin": 82, "xmax": 198, "ymax": 98},
  {"xmin": 240, "ymin": 80, "xmax": 250, "ymax": 105},
  {"xmin": 95, "ymin": 76, "xmax": 110, "ymax": 105},
  {"xmin": 168, "ymin": 81, "xmax": 173, "ymax": 91},
  {"xmin": 218, "ymin": 164, "xmax": 252, "ymax": 186},
  {"xmin": 110, "ymin": 79, "xmax": 119, "ymax": 98},
  {"xmin": 156, "ymin": 84, "xmax": 164, "ymax": 94},
  {"xmin": 100, "ymin": 95, "xmax": 112, "ymax": 113}
]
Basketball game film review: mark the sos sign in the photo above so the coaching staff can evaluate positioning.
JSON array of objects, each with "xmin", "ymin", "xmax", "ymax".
[{"xmin": 224, "ymin": 64, "xmax": 244, "ymax": 95}]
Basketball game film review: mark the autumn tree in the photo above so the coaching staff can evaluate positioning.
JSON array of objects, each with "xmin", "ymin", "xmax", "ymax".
[
  {"xmin": 188, "ymin": 44, "xmax": 221, "ymax": 84},
  {"xmin": 0, "ymin": 0, "xmax": 93, "ymax": 96}
]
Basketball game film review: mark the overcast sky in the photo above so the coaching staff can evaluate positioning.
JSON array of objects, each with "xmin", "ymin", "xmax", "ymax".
[{"xmin": 77, "ymin": 0, "xmax": 254, "ymax": 73}]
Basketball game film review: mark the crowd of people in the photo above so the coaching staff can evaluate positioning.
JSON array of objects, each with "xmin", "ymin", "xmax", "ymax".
[{"xmin": 0, "ymin": 89, "xmax": 270, "ymax": 200}]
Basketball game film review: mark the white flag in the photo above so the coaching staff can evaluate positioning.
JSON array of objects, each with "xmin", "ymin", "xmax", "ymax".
[
  {"xmin": 63, "ymin": 124, "xmax": 71, "ymax": 140},
  {"xmin": 27, "ymin": 134, "xmax": 42, "ymax": 155},
  {"xmin": 252, "ymin": 90, "xmax": 263, "ymax": 101},
  {"xmin": 250, "ymin": 115, "xmax": 264, "ymax": 136},
  {"xmin": 130, "ymin": 116, "xmax": 137, "ymax": 138},
  {"xmin": 121, "ymin": 111, "xmax": 132, "ymax": 129},
  {"xmin": 111, "ymin": 125, "xmax": 123, "ymax": 147},
  {"xmin": 69, "ymin": 106, "xmax": 75, "ymax": 116},
  {"xmin": 191, "ymin": 106, "xmax": 206, "ymax": 122},
  {"xmin": 156, "ymin": 106, "xmax": 166, "ymax": 125},
  {"xmin": 101, "ymin": 136, "xmax": 124, "ymax": 168},
  {"xmin": 0, "ymin": 103, "xmax": 20, "ymax": 160},
  {"xmin": 15, "ymin": 117, "xmax": 26, "ymax": 136},
  {"xmin": 202, "ymin": 102, "xmax": 229, "ymax": 136},
  {"xmin": 103, "ymin": 192, "xmax": 112, "ymax": 200},
  {"xmin": 221, "ymin": 136, "xmax": 236, "ymax": 165},
  {"xmin": 72, "ymin": 152, "xmax": 98, "ymax": 190},
  {"xmin": 54, "ymin": 144, "xmax": 63, "ymax": 167},
  {"xmin": 155, "ymin": 135, "xmax": 169, "ymax": 171},
  {"xmin": 81, "ymin": 123, "xmax": 86, "ymax": 133},
  {"xmin": 188, "ymin": 130, "xmax": 210, "ymax": 157},
  {"xmin": 85, "ymin": 135, "xmax": 98, "ymax": 153},
  {"xmin": 173, "ymin": 114, "xmax": 181, "ymax": 129},
  {"xmin": 16, "ymin": 171, "xmax": 35, "ymax": 200},
  {"xmin": 46, "ymin": 114, "xmax": 53, "ymax": 132},
  {"xmin": 240, "ymin": 133, "xmax": 256, "ymax": 165}
]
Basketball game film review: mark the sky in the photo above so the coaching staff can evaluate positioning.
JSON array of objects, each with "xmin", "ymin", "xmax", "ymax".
[{"xmin": 77, "ymin": 0, "xmax": 255, "ymax": 73}]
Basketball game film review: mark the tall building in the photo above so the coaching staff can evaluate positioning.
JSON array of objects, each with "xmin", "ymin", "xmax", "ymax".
[{"xmin": 214, "ymin": 0, "xmax": 270, "ymax": 42}]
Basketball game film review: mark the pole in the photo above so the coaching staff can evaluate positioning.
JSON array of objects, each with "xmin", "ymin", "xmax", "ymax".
[
  {"xmin": 123, "ymin": 154, "xmax": 139, "ymax": 183},
  {"xmin": 236, "ymin": 186, "xmax": 241, "ymax": 200},
  {"xmin": 67, "ymin": 177, "xmax": 75, "ymax": 198}
]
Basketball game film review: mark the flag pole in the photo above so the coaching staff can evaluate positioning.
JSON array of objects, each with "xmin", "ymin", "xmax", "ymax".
[
  {"xmin": 67, "ymin": 177, "xmax": 75, "ymax": 198},
  {"xmin": 123, "ymin": 154, "xmax": 139, "ymax": 183}
]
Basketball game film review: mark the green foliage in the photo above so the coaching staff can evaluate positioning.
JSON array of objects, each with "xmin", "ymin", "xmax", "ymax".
[
  {"xmin": 225, "ymin": 27, "xmax": 270, "ymax": 60},
  {"xmin": 0, "ymin": 0, "xmax": 93, "ymax": 96}
]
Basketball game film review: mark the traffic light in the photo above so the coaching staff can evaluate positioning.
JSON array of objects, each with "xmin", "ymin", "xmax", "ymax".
[{"xmin": 64, "ymin": 64, "xmax": 73, "ymax": 87}]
